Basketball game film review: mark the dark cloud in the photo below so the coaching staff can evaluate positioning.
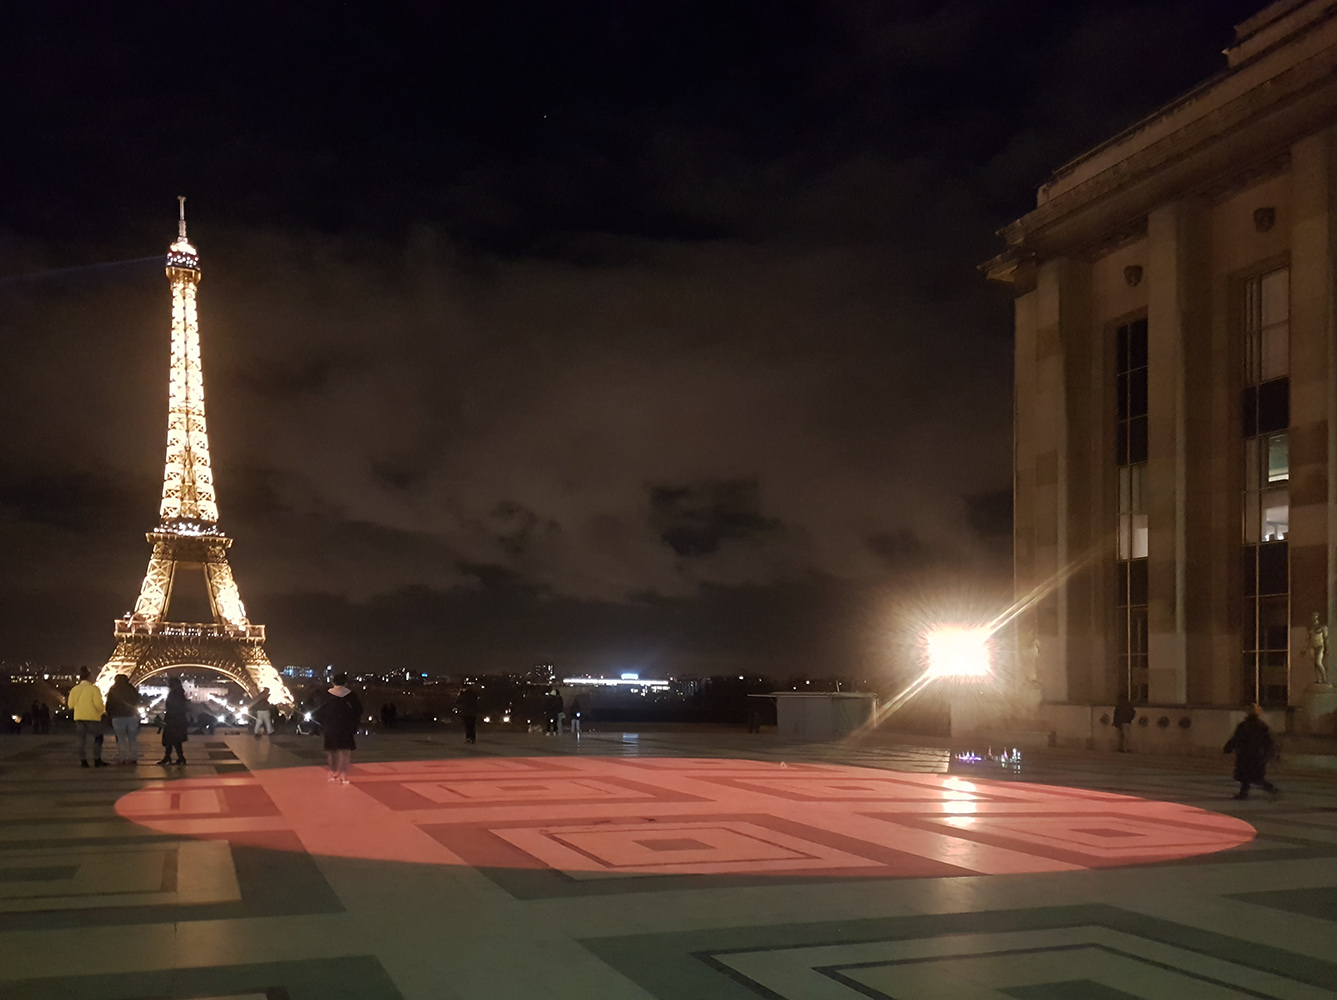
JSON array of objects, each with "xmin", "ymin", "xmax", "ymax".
[
  {"xmin": 0, "ymin": 0, "xmax": 1263, "ymax": 673},
  {"xmin": 651, "ymin": 479, "xmax": 781, "ymax": 558},
  {"xmin": 866, "ymin": 531, "xmax": 933, "ymax": 572}
]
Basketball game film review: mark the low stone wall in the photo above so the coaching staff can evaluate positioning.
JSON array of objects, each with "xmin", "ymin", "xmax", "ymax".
[{"xmin": 1029, "ymin": 703, "xmax": 1287, "ymax": 756}]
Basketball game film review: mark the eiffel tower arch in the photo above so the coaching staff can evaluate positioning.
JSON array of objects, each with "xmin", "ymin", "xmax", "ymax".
[{"xmin": 95, "ymin": 200, "xmax": 294, "ymax": 708}]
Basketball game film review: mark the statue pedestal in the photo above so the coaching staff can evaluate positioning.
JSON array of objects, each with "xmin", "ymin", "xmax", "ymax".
[{"xmin": 1298, "ymin": 684, "xmax": 1337, "ymax": 735}]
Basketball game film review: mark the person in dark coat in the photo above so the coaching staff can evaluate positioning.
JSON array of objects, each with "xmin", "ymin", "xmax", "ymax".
[
  {"xmin": 544, "ymin": 690, "xmax": 563, "ymax": 735},
  {"xmin": 1112, "ymin": 693, "xmax": 1136, "ymax": 752},
  {"xmin": 456, "ymin": 686, "xmax": 479, "ymax": 744},
  {"xmin": 315, "ymin": 672, "xmax": 361, "ymax": 783},
  {"xmin": 105, "ymin": 674, "xmax": 143, "ymax": 764},
  {"xmin": 158, "ymin": 677, "xmax": 190, "ymax": 766},
  {"xmin": 1224, "ymin": 704, "xmax": 1279, "ymax": 800}
]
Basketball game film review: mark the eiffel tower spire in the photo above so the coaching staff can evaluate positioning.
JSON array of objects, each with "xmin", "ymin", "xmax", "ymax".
[
  {"xmin": 96, "ymin": 202, "xmax": 293, "ymax": 708},
  {"xmin": 160, "ymin": 194, "xmax": 218, "ymax": 526}
]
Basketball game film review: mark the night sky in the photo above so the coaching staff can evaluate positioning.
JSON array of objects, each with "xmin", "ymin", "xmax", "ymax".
[{"xmin": 0, "ymin": 1, "xmax": 1264, "ymax": 677}]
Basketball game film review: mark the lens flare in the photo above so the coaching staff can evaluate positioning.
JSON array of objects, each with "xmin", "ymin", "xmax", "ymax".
[{"xmin": 924, "ymin": 626, "xmax": 992, "ymax": 678}]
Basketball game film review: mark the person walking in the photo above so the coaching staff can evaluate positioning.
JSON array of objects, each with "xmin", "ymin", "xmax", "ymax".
[
  {"xmin": 1224, "ymin": 704, "xmax": 1279, "ymax": 800},
  {"xmin": 158, "ymin": 677, "xmax": 190, "ymax": 766},
  {"xmin": 1112, "ymin": 693, "xmax": 1136, "ymax": 752},
  {"xmin": 457, "ymin": 685, "xmax": 479, "ymax": 744},
  {"xmin": 251, "ymin": 687, "xmax": 273, "ymax": 736},
  {"xmin": 315, "ymin": 672, "xmax": 361, "ymax": 784},
  {"xmin": 105, "ymin": 674, "xmax": 143, "ymax": 765},
  {"xmin": 67, "ymin": 668, "xmax": 108, "ymax": 768}
]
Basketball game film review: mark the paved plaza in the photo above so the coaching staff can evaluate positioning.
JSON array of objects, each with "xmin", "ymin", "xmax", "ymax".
[{"xmin": 2, "ymin": 729, "xmax": 1337, "ymax": 999}]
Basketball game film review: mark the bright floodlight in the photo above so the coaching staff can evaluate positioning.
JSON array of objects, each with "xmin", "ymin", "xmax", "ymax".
[{"xmin": 925, "ymin": 626, "xmax": 992, "ymax": 679}]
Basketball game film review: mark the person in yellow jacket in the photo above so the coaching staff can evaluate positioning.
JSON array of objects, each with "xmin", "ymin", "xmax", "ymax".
[{"xmin": 67, "ymin": 667, "xmax": 108, "ymax": 768}]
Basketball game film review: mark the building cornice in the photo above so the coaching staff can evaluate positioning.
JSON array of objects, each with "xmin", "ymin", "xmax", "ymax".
[{"xmin": 985, "ymin": 1, "xmax": 1337, "ymax": 283}]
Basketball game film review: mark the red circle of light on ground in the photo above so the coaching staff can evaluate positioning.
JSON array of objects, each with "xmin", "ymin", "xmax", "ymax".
[{"xmin": 115, "ymin": 757, "xmax": 1255, "ymax": 878}]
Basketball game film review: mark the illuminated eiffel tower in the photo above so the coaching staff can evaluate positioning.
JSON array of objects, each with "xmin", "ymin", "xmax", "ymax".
[{"xmin": 95, "ymin": 200, "xmax": 293, "ymax": 708}]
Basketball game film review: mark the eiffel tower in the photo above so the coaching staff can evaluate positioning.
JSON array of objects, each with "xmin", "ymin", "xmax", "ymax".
[{"xmin": 95, "ymin": 200, "xmax": 293, "ymax": 708}]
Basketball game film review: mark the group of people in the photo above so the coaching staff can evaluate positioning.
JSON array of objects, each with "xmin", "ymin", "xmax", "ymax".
[
  {"xmin": 61, "ymin": 668, "xmax": 361, "ymax": 782},
  {"xmin": 20, "ymin": 700, "xmax": 52, "ymax": 733},
  {"xmin": 63, "ymin": 670, "xmax": 282, "ymax": 767},
  {"xmin": 65, "ymin": 667, "xmax": 191, "ymax": 766},
  {"xmin": 542, "ymin": 691, "xmax": 582, "ymax": 735}
]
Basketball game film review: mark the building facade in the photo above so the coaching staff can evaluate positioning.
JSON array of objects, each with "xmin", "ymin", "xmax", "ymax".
[{"xmin": 985, "ymin": 0, "xmax": 1337, "ymax": 746}]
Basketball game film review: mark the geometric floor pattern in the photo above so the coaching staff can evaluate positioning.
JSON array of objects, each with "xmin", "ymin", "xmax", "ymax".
[
  {"xmin": 115, "ymin": 758, "xmax": 1256, "ymax": 878},
  {"xmin": 3, "ymin": 728, "xmax": 1337, "ymax": 998}
]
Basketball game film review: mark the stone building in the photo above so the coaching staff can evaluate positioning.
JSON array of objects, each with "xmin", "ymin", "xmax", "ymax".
[{"xmin": 984, "ymin": 0, "xmax": 1337, "ymax": 747}]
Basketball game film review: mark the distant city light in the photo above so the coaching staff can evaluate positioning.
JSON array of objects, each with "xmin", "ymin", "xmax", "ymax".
[
  {"xmin": 562, "ymin": 676, "xmax": 670, "ymax": 691},
  {"xmin": 620, "ymin": 672, "xmax": 639, "ymax": 680},
  {"xmin": 924, "ymin": 626, "xmax": 992, "ymax": 679}
]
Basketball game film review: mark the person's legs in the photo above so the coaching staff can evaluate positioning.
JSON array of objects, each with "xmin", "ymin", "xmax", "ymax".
[
  {"xmin": 126, "ymin": 716, "xmax": 139, "ymax": 762},
  {"xmin": 112, "ymin": 717, "xmax": 129, "ymax": 762},
  {"xmin": 172, "ymin": 741, "xmax": 185, "ymax": 764},
  {"xmin": 76, "ymin": 720, "xmax": 90, "ymax": 764},
  {"xmin": 464, "ymin": 716, "xmax": 476, "ymax": 743},
  {"xmin": 262, "ymin": 710, "xmax": 273, "ymax": 734},
  {"xmin": 326, "ymin": 749, "xmax": 339, "ymax": 779},
  {"xmin": 336, "ymin": 749, "xmax": 352, "ymax": 782}
]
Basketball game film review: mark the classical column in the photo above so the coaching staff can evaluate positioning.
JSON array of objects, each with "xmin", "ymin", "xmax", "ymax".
[
  {"xmin": 1023, "ymin": 258, "xmax": 1091, "ymax": 703},
  {"xmin": 1289, "ymin": 129, "xmax": 1336, "ymax": 703},
  {"xmin": 1146, "ymin": 201, "xmax": 1208, "ymax": 705},
  {"xmin": 1014, "ymin": 280, "xmax": 1041, "ymax": 688}
]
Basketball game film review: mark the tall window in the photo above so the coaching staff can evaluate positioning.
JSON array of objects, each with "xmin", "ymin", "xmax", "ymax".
[
  {"xmin": 1242, "ymin": 266, "xmax": 1289, "ymax": 706},
  {"xmin": 1116, "ymin": 317, "xmax": 1149, "ymax": 702}
]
